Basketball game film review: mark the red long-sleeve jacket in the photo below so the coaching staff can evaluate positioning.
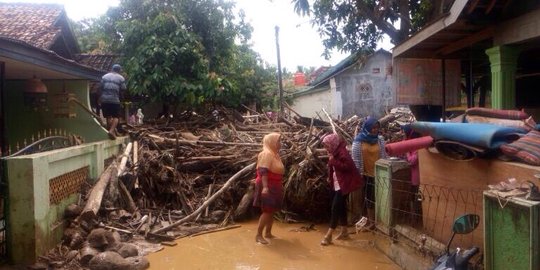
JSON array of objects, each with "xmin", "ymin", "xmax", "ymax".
[{"xmin": 327, "ymin": 143, "xmax": 364, "ymax": 195}]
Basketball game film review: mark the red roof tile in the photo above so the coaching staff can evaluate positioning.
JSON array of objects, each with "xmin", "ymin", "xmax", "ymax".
[
  {"xmin": 75, "ymin": 54, "xmax": 121, "ymax": 73},
  {"xmin": 0, "ymin": 3, "xmax": 64, "ymax": 50}
]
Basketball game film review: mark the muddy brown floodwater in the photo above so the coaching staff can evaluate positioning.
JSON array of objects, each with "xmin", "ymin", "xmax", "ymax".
[{"xmin": 146, "ymin": 220, "xmax": 401, "ymax": 270}]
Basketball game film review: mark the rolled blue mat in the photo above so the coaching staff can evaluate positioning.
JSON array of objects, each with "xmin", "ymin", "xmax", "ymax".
[{"xmin": 410, "ymin": 122, "xmax": 525, "ymax": 149}]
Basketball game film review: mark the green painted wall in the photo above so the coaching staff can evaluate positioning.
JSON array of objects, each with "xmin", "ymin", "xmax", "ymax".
[
  {"xmin": 4, "ymin": 79, "xmax": 108, "ymax": 154},
  {"xmin": 5, "ymin": 139, "xmax": 126, "ymax": 264},
  {"xmin": 4, "ymin": 80, "xmax": 48, "ymax": 151},
  {"xmin": 43, "ymin": 80, "xmax": 108, "ymax": 142}
]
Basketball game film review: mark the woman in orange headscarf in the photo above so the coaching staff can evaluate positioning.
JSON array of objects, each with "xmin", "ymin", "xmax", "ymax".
[{"xmin": 253, "ymin": 132, "xmax": 285, "ymax": 245}]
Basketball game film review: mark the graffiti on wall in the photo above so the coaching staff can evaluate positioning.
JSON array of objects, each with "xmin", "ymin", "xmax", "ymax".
[{"xmin": 339, "ymin": 75, "xmax": 393, "ymax": 118}]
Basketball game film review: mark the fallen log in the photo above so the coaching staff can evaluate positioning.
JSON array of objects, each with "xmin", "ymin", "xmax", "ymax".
[
  {"xmin": 118, "ymin": 180, "xmax": 137, "ymax": 213},
  {"xmin": 79, "ymin": 162, "xmax": 118, "ymax": 223},
  {"xmin": 148, "ymin": 134, "xmax": 261, "ymax": 147},
  {"xmin": 189, "ymin": 224, "xmax": 241, "ymax": 238},
  {"xmin": 117, "ymin": 142, "xmax": 133, "ymax": 177},
  {"xmin": 152, "ymin": 162, "xmax": 256, "ymax": 234},
  {"xmin": 234, "ymin": 181, "xmax": 254, "ymax": 219}
]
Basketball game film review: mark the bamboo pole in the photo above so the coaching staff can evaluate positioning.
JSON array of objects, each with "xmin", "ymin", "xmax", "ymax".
[
  {"xmin": 322, "ymin": 108, "xmax": 337, "ymax": 134},
  {"xmin": 117, "ymin": 142, "xmax": 133, "ymax": 177}
]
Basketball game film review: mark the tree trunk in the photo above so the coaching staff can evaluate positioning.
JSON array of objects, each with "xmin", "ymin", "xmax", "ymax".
[
  {"xmin": 398, "ymin": 0, "xmax": 410, "ymax": 41},
  {"xmin": 234, "ymin": 182, "xmax": 254, "ymax": 219},
  {"xmin": 80, "ymin": 162, "xmax": 118, "ymax": 223},
  {"xmin": 355, "ymin": 0, "xmax": 400, "ymax": 42},
  {"xmin": 431, "ymin": 0, "xmax": 446, "ymax": 21}
]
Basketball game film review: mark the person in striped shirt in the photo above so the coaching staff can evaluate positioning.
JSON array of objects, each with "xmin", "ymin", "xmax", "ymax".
[
  {"xmin": 100, "ymin": 64, "xmax": 126, "ymax": 139},
  {"xmin": 351, "ymin": 117, "xmax": 386, "ymax": 227}
]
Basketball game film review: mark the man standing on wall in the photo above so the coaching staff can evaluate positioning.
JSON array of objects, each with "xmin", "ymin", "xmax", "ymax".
[{"xmin": 100, "ymin": 64, "xmax": 126, "ymax": 140}]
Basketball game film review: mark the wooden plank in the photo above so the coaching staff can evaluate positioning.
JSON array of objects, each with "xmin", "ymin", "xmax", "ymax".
[
  {"xmin": 436, "ymin": 27, "xmax": 495, "ymax": 55},
  {"xmin": 393, "ymin": 0, "xmax": 469, "ymax": 57},
  {"xmin": 494, "ymin": 8, "xmax": 540, "ymax": 45}
]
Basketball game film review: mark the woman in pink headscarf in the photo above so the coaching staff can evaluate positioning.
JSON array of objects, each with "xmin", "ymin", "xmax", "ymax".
[
  {"xmin": 320, "ymin": 133, "xmax": 363, "ymax": 245},
  {"xmin": 253, "ymin": 132, "xmax": 284, "ymax": 244}
]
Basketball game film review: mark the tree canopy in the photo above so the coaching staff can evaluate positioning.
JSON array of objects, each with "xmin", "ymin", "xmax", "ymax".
[
  {"xmin": 291, "ymin": 0, "xmax": 447, "ymax": 56},
  {"xmin": 73, "ymin": 0, "xmax": 277, "ymax": 111}
]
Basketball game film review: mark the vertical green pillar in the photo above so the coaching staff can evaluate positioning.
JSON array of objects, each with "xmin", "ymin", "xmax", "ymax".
[{"xmin": 485, "ymin": 46, "xmax": 519, "ymax": 109}]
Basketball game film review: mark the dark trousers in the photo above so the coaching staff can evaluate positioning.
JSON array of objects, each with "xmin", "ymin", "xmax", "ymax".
[{"xmin": 330, "ymin": 190, "xmax": 348, "ymax": 229}]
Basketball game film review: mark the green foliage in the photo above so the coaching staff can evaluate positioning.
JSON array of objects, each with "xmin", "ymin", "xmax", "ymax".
[
  {"xmin": 291, "ymin": 0, "xmax": 441, "ymax": 56},
  {"xmin": 75, "ymin": 0, "xmax": 277, "ymax": 111}
]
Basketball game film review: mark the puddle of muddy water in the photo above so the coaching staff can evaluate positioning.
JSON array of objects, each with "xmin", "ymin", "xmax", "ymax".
[{"xmin": 146, "ymin": 220, "xmax": 401, "ymax": 270}]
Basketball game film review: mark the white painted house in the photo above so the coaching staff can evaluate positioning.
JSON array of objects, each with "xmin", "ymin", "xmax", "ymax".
[{"xmin": 291, "ymin": 49, "xmax": 394, "ymax": 119}]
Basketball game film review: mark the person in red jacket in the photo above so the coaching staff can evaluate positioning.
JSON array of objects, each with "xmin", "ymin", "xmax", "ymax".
[{"xmin": 320, "ymin": 133, "xmax": 364, "ymax": 245}]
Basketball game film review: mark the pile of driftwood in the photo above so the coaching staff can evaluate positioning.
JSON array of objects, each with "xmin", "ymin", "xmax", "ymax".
[{"xmin": 36, "ymin": 107, "xmax": 413, "ymax": 269}]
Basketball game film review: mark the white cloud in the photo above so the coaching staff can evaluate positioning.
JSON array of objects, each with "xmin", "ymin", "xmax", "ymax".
[
  {"xmin": 3, "ymin": 0, "xmax": 394, "ymax": 70},
  {"xmin": 234, "ymin": 0, "xmax": 349, "ymax": 70}
]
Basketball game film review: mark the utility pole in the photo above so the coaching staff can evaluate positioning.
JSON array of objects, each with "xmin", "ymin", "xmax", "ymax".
[{"xmin": 275, "ymin": 25, "xmax": 284, "ymax": 115}]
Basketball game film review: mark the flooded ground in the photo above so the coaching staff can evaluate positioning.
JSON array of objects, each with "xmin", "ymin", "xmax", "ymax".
[{"xmin": 146, "ymin": 220, "xmax": 401, "ymax": 270}]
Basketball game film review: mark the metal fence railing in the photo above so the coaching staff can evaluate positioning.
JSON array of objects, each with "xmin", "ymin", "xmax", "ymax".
[{"xmin": 367, "ymin": 174, "xmax": 484, "ymax": 268}]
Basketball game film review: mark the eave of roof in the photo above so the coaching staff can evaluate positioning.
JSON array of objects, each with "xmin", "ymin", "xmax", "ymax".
[
  {"xmin": 392, "ymin": 0, "xmax": 470, "ymax": 58},
  {"xmin": 291, "ymin": 83, "xmax": 330, "ymax": 98},
  {"xmin": 0, "ymin": 36, "xmax": 102, "ymax": 80}
]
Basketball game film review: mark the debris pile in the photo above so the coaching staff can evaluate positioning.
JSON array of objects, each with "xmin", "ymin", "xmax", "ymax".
[{"xmin": 36, "ymin": 107, "xmax": 411, "ymax": 269}]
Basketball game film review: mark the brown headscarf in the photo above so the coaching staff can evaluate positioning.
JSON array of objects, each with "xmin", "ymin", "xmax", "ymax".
[{"xmin": 257, "ymin": 132, "xmax": 285, "ymax": 174}]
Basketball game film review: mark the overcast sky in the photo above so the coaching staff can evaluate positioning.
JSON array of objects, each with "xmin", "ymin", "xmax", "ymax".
[{"xmin": 2, "ymin": 0, "xmax": 393, "ymax": 70}]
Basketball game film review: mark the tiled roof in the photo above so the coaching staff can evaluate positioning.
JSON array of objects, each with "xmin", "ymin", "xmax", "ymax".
[
  {"xmin": 0, "ymin": 3, "xmax": 64, "ymax": 50},
  {"xmin": 75, "ymin": 54, "xmax": 121, "ymax": 73}
]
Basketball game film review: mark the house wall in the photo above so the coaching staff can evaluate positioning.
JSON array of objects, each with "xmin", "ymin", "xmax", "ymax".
[
  {"xmin": 291, "ymin": 88, "xmax": 333, "ymax": 119},
  {"xmin": 394, "ymin": 58, "xmax": 461, "ymax": 107},
  {"xmin": 337, "ymin": 52, "xmax": 394, "ymax": 119},
  {"xmin": 4, "ymin": 80, "xmax": 108, "ymax": 152},
  {"xmin": 5, "ymin": 139, "xmax": 126, "ymax": 264}
]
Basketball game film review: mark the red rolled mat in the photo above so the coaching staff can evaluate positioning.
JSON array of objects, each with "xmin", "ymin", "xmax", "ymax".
[{"xmin": 385, "ymin": 136, "xmax": 434, "ymax": 156}]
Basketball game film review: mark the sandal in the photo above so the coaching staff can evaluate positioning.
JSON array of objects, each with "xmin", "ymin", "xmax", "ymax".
[
  {"xmin": 320, "ymin": 236, "xmax": 332, "ymax": 246},
  {"xmin": 256, "ymin": 236, "xmax": 269, "ymax": 245}
]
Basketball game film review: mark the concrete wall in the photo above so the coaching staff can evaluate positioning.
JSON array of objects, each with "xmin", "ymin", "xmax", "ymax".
[
  {"xmin": 5, "ymin": 139, "xmax": 125, "ymax": 264},
  {"xmin": 337, "ymin": 51, "xmax": 394, "ymax": 119},
  {"xmin": 292, "ymin": 51, "xmax": 394, "ymax": 119},
  {"xmin": 291, "ymin": 87, "xmax": 333, "ymax": 119}
]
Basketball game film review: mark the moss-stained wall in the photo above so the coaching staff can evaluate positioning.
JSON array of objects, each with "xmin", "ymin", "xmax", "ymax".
[
  {"xmin": 4, "ymin": 80, "xmax": 108, "ymax": 153},
  {"xmin": 6, "ymin": 139, "xmax": 126, "ymax": 264}
]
